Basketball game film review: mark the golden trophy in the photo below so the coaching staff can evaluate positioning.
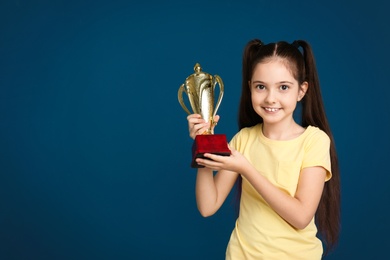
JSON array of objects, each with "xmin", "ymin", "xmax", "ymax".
[{"xmin": 178, "ymin": 63, "xmax": 230, "ymax": 168}]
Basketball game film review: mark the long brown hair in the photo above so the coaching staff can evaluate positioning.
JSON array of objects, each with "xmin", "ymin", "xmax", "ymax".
[{"xmin": 237, "ymin": 39, "xmax": 341, "ymax": 252}]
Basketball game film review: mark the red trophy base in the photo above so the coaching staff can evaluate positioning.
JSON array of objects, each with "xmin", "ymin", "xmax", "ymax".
[{"xmin": 191, "ymin": 134, "xmax": 231, "ymax": 168}]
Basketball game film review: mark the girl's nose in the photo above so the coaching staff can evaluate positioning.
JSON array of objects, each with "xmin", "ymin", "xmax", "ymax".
[{"xmin": 265, "ymin": 90, "xmax": 276, "ymax": 103}]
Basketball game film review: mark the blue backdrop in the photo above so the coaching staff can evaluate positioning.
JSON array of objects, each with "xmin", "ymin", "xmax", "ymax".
[{"xmin": 1, "ymin": 0, "xmax": 389, "ymax": 259}]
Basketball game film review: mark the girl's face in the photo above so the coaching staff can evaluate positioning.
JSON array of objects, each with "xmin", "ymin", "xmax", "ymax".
[{"xmin": 249, "ymin": 59, "xmax": 307, "ymax": 126}]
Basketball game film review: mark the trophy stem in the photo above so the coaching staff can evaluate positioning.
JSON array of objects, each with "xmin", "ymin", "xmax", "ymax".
[{"xmin": 207, "ymin": 117, "xmax": 215, "ymax": 134}]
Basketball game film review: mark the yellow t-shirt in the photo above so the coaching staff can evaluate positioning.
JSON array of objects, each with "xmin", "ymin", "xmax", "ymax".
[{"xmin": 226, "ymin": 124, "xmax": 331, "ymax": 260}]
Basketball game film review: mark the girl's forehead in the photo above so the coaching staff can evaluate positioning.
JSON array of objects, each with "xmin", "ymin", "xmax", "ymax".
[
  {"xmin": 253, "ymin": 59, "xmax": 294, "ymax": 76},
  {"xmin": 255, "ymin": 57, "xmax": 290, "ymax": 69}
]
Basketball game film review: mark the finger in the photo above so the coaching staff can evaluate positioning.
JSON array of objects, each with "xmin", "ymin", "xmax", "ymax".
[
  {"xmin": 187, "ymin": 114, "xmax": 206, "ymax": 138},
  {"xmin": 203, "ymin": 152, "xmax": 225, "ymax": 162},
  {"xmin": 210, "ymin": 115, "xmax": 220, "ymax": 133},
  {"xmin": 187, "ymin": 114, "xmax": 204, "ymax": 126},
  {"xmin": 196, "ymin": 157, "xmax": 222, "ymax": 170},
  {"xmin": 194, "ymin": 123, "xmax": 209, "ymax": 134},
  {"xmin": 213, "ymin": 115, "xmax": 220, "ymax": 124},
  {"xmin": 212, "ymin": 115, "xmax": 220, "ymax": 127},
  {"xmin": 187, "ymin": 114, "xmax": 202, "ymax": 121},
  {"xmin": 189, "ymin": 123, "xmax": 210, "ymax": 139}
]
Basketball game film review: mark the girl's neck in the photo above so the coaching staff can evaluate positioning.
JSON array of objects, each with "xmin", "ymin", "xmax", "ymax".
[{"xmin": 261, "ymin": 120, "xmax": 304, "ymax": 141}]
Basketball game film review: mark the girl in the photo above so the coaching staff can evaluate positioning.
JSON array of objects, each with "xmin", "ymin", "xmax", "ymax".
[{"xmin": 187, "ymin": 39, "xmax": 340, "ymax": 259}]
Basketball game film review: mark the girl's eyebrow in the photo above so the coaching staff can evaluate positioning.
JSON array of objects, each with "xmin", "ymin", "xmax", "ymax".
[
  {"xmin": 279, "ymin": 81, "xmax": 294, "ymax": 84},
  {"xmin": 251, "ymin": 80, "xmax": 294, "ymax": 84},
  {"xmin": 251, "ymin": 80, "xmax": 265, "ymax": 84}
]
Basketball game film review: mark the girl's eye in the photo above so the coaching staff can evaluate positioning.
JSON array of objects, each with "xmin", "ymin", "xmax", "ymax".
[
  {"xmin": 256, "ymin": 84, "xmax": 265, "ymax": 90},
  {"xmin": 280, "ymin": 85, "xmax": 289, "ymax": 91}
]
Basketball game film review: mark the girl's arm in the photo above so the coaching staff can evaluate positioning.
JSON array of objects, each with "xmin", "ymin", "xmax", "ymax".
[
  {"xmin": 195, "ymin": 167, "xmax": 238, "ymax": 217},
  {"xmin": 196, "ymin": 149, "xmax": 326, "ymax": 229},
  {"xmin": 242, "ymin": 163, "xmax": 325, "ymax": 229},
  {"xmin": 187, "ymin": 114, "xmax": 238, "ymax": 217}
]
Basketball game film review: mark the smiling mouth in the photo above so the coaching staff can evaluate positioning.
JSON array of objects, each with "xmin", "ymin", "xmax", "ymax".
[{"xmin": 264, "ymin": 107, "xmax": 280, "ymax": 112}]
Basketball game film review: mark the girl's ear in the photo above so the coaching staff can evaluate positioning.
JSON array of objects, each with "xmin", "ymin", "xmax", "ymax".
[{"xmin": 298, "ymin": 81, "xmax": 308, "ymax": 101}]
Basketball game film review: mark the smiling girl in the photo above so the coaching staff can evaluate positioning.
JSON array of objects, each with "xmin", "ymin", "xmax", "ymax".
[{"xmin": 187, "ymin": 39, "xmax": 340, "ymax": 259}]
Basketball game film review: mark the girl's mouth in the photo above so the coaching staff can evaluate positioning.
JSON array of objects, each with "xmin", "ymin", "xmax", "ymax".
[{"xmin": 264, "ymin": 107, "xmax": 280, "ymax": 112}]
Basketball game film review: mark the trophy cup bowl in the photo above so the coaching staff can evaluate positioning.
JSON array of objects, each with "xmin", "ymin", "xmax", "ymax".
[{"xmin": 178, "ymin": 63, "xmax": 231, "ymax": 168}]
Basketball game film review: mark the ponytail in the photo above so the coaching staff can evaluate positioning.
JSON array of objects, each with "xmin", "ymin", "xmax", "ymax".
[{"xmin": 293, "ymin": 40, "xmax": 341, "ymax": 252}]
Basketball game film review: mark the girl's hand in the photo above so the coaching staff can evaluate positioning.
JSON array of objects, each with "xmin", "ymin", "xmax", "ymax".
[
  {"xmin": 187, "ymin": 114, "xmax": 220, "ymax": 140},
  {"xmin": 196, "ymin": 145, "xmax": 250, "ymax": 174}
]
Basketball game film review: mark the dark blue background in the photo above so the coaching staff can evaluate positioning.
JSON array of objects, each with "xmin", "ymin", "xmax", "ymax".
[{"xmin": 1, "ymin": 0, "xmax": 389, "ymax": 259}]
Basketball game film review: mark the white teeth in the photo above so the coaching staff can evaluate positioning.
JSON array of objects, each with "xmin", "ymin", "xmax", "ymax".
[{"xmin": 265, "ymin": 107, "xmax": 279, "ymax": 112}]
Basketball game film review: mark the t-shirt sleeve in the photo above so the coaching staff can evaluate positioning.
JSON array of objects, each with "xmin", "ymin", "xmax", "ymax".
[
  {"xmin": 302, "ymin": 130, "xmax": 332, "ymax": 181},
  {"xmin": 229, "ymin": 134, "xmax": 237, "ymax": 150},
  {"xmin": 229, "ymin": 129, "xmax": 243, "ymax": 151}
]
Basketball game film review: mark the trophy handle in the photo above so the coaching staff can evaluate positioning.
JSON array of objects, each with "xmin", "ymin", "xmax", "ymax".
[
  {"xmin": 178, "ymin": 84, "xmax": 191, "ymax": 115},
  {"xmin": 212, "ymin": 75, "xmax": 224, "ymax": 120}
]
